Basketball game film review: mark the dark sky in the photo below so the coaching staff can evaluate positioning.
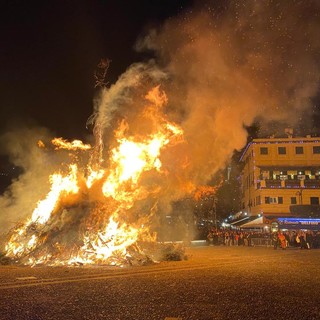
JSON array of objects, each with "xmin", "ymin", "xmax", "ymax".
[
  {"xmin": 2, "ymin": 0, "xmax": 320, "ymax": 140},
  {"xmin": 1, "ymin": 0, "xmax": 320, "ymax": 173},
  {"xmin": 1, "ymin": 0, "xmax": 194, "ymax": 140},
  {"xmin": 0, "ymin": 0, "xmax": 320, "ymax": 194}
]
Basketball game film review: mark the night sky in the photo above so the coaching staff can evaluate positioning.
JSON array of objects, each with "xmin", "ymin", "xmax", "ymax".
[
  {"xmin": 2, "ymin": 1, "xmax": 320, "ymax": 140},
  {"xmin": 1, "ymin": 0, "xmax": 320, "ymax": 184},
  {"xmin": 1, "ymin": 0, "xmax": 194, "ymax": 140}
]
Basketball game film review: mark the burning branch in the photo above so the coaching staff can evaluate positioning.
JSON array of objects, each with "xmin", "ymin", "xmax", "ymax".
[{"xmin": 94, "ymin": 58, "xmax": 111, "ymax": 88}]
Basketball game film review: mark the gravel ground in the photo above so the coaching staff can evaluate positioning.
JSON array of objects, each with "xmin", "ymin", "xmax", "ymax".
[{"xmin": 0, "ymin": 246, "xmax": 319, "ymax": 320}]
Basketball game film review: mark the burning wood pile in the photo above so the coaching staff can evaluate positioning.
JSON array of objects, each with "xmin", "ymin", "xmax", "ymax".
[{"xmin": 2, "ymin": 85, "xmax": 187, "ymax": 267}]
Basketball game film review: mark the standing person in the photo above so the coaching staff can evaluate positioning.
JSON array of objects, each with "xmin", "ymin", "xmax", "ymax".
[
  {"xmin": 284, "ymin": 232, "xmax": 290, "ymax": 248},
  {"xmin": 306, "ymin": 231, "xmax": 313, "ymax": 249},
  {"xmin": 272, "ymin": 232, "xmax": 278, "ymax": 250},
  {"xmin": 314, "ymin": 231, "xmax": 320, "ymax": 248},
  {"xmin": 235, "ymin": 233, "xmax": 239, "ymax": 246},
  {"xmin": 225, "ymin": 231, "xmax": 230, "ymax": 246},
  {"xmin": 243, "ymin": 232, "xmax": 248, "ymax": 246},
  {"xmin": 206, "ymin": 229, "xmax": 213, "ymax": 246},
  {"xmin": 230, "ymin": 232, "xmax": 235, "ymax": 246},
  {"xmin": 278, "ymin": 232, "xmax": 286, "ymax": 250},
  {"xmin": 295, "ymin": 232, "xmax": 301, "ymax": 247},
  {"xmin": 239, "ymin": 232, "xmax": 244, "ymax": 246},
  {"xmin": 299, "ymin": 231, "xmax": 307, "ymax": 249},
  {"xmin": 213, "ymin": 230, "xmax": 219, "ymax": 246},
  {"xmin": 247, "ymin": 233, "xmax": 252, "ymax": 247}
]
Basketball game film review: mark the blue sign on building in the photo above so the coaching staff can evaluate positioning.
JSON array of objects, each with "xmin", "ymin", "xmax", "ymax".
[{"xmin": 278, "ymin": 218, "xmax": 320, "ymax": 230}]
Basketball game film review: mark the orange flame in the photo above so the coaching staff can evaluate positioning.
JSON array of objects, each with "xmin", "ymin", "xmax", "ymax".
[
  {"xmin": 194, "ymin": 185, "xmax": 216, "ymax": 201},
  {"xmin": 4, "ymin": 86, "xmax": 185, "ymax": 266},
  {"xmin": 52, "ymin": 138, "xmax": 92, "ymax": 151}
]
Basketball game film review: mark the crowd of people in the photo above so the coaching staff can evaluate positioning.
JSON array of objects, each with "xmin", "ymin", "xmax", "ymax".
[
  {"xmin": 271, "ymin": 230, "xmax": 318, "ymax": 250},
  {"xmin": 206, "ymin": 228, "xmax": 320, "ymax": 249},
  {"xmin": 206, "ymin": 229, "xmax": 256, "ymax": 246}
]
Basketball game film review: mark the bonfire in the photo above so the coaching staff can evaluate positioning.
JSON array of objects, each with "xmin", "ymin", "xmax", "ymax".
[{"xmin": 3, "ymin": 85, "xmax": 187, "ymax": 266}]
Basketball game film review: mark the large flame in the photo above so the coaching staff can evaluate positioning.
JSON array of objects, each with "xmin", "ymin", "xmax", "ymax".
[{"xmin": 4, "ymin": 86, "xmax": 184, "ymax": 266}]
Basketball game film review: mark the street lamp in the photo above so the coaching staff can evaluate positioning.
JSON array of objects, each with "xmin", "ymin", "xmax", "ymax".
[
  {"xmin": 211, "ymin": 197, "xmax": 217, "ymax": 229},
  {"xmin": 296, "ymin": 189, "xmax": 303, "ymax": 204}
]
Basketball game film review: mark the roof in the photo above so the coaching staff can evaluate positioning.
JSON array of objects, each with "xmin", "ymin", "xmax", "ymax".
[{"xmin": 240, "ymin": 136, "xmax": 320, "ymax": 162}]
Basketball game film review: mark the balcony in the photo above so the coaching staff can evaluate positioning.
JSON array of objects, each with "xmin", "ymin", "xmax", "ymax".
[
  {"xmin": 257, "ymin": 179, "xmax": 320, "ymax": 189},
  {"xmin": 285, "ymin": 180, "xmax": 302, "ymax": 188},
  {"xmin": 265, "ymin": 180, "xmax": 282, "ymax": 188},
  {"xmin": 304, "ymin": 180, "xmax": 320, "ymax": 188}
]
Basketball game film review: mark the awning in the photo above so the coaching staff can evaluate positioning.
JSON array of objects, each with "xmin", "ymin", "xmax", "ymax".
[
  {"xmin": 230, "ymin": 216, "xmax": 250, "ymax": 226},
  {"xmin": 240, "ymin": 216, "xmax": 266, "ymax": 228}
]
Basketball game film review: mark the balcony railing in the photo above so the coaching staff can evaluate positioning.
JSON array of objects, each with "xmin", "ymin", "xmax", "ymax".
[
  {"xmin": 265, "ymin": 180, "xmax": 282, "ymax": 188},
  {"xmin": 304, "ymin": 180, "xmax": 320, "ymax": 188},
  {"xmin": 257, "ymin": 179, "xmax": 320, "ymax": 189},
  {"xmin": 285, "ymin": 180, "xmax": 302, "ymax": 188}
]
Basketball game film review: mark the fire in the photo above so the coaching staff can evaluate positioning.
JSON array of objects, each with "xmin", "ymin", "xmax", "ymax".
[
  {"xmin": 102, "ymin": 127, "xmax": 180, "ymax": 202},
  {"xmin": 5, "ymin": 164, "xmax": 80, "ymax": 258},
  {"xmin": 4, "ymin": 86, "xmax": 185, "ymax": 266},
  {"xmin": 70, "ymin": 216, "xmax": 141, "ymax": 265},
  {"xmin": 37, "ymin": 140, "xmax": 45, "ymax": 148},
  {"xmin": 86, "ymin": 167, "xmax": 105, "ymax": 189},
  {"xmin": 194, "ymin": 185, "xmax": 216, "ymax": 201},
  {"xmin": 51, "ymin": 138, "xmax": 92, "ymax": 151},
  {"xmin": 32, "ymin": 164, "xmax": 79, "ymax": 224}
]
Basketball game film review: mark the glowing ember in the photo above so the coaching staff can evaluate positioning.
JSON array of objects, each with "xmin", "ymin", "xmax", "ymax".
[
  {"xmin": 37, "ymin": 140, "xmax": 45, "ymax": 148},
  {"xmin": 4, "ymin": 86, "xmax": 185, "ymax": 266}
]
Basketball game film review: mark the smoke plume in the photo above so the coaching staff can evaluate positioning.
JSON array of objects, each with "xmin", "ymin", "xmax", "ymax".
[
  {"xmin": 0, "ymin": 126, "xmax": 82, "ymax": 232},
  {"xmin": 134, "ymin": 0, "xmax": 320, "ymax": 183},
  {"xmin": 1, "ymin": 0, "xmax": 320, "ymax": 237},
  {"xmin": 85, "ymin": 0, "xmax": 320, "ymax": 214}
]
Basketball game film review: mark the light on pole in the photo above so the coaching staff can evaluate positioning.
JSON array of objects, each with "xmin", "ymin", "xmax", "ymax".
[{"xmin": 296, "ymin": 189, "xmax": 303, "ymax": 204}]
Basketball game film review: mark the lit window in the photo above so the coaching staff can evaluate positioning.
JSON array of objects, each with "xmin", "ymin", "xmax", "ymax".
[{"xmin": 265, "ymin": 197, "xmax": 278, "ymax": 204}]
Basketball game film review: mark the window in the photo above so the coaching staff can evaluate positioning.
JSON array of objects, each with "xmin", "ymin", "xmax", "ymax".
[
  {"xmin": 256, "ymin": 196, "xmax": 261, "ymax": 205},
  {"xmin": 295, "ymin": 146, "xmax": 304, "ymax": 154},
  {"xmin": 291, "ymin": 197, "xmax": 297, "ymax": 204},
  {"xmin": 265, "ymin": 197, "xmax": 277, "ymax": 204},
  {"xmin": 260, "ymin": 147, "xmax": 268, "ymax": 155},
  {"xmin": 278, "ymin": 197, "xmax": 283, "ymax": 204},
  {"xmin": 278, "ymin": 147, "xmax": 286, "ymax": 155},
  {"xmin": 313, "ymin": 146, "xmax": 320, "ymax": 154},
  {"xmin": 310, "ymin": 197, "xmax": 319, "ymax": 205}
]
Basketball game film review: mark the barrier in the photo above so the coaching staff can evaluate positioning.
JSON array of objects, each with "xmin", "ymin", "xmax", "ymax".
[{"xmin": 251, "ymin": 238, "xmax": 272, "ymax": 247}]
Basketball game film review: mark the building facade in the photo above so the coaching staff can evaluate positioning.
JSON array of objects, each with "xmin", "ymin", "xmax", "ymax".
[{"xmin": 240, "ymin": 136, "xmax": 320, "ymax": 217}]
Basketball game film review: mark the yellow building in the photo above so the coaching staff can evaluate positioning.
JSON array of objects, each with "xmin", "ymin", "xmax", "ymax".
[{"xmin": 240, "ymin": 136, "xmax": 320, "ymax": 217}]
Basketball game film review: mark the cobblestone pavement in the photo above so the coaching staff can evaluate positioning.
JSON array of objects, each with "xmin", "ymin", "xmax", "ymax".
[{"xmin": 0, "ymin": 246, "xmax": 319, "ymax": 320}]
